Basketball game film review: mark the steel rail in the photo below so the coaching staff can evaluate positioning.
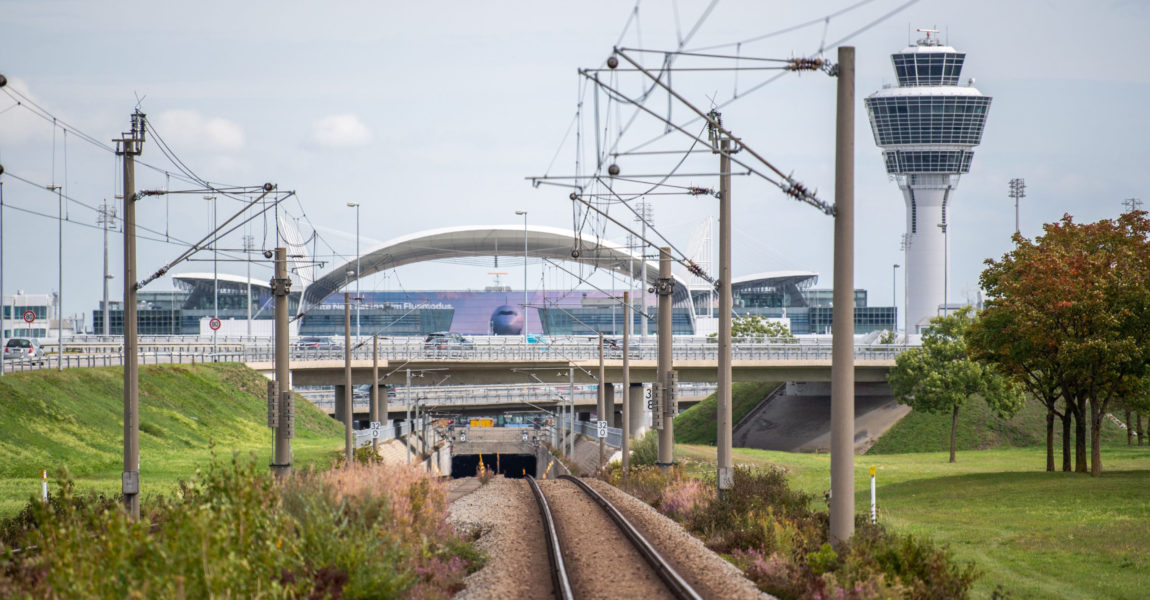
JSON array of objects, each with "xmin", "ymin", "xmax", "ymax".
[
  {"xmin": 526, "ymin": 475, "xmax": 575, "ymax": 600},
  {"xmin": 558, "ymin": 475, "xmax": 704, "ymax": 600}
]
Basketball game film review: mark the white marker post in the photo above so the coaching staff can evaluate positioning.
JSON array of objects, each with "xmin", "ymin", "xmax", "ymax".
[
  {"xmin": 869, "ymin": 465, "xmax": 877, "ymax": 524},
  {"xmin": 41, "ymin": 469, "xmax": 47, "ymax": 502}
]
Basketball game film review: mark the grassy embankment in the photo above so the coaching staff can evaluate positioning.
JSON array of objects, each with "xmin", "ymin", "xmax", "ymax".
[
  {"xmin": 671, "ymin": 391, "xmax": 1148, "ymax": 599},
  {"xmin": 673, "ymin": 381, "xmax": 778, "ymax": 445},
  {"xmin": 0, "ymin": 363, "xmax": 343, "ymax": 518}
]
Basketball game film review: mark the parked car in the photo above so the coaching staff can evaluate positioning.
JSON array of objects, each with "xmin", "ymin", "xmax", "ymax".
[
  {"xmin": 293, "ymin": 336, "xmax": 341, "ymax": 351},
  {"xmin": 4, "ymin": 338, "xmax": 45, "ymax": 364},
  {"xmin": 353, "ymin": 384, "xmax": 397, "ymax": 401},
  {"xmin": 423, "ymin": 331, "xmax": 473, "ymax": 356}
]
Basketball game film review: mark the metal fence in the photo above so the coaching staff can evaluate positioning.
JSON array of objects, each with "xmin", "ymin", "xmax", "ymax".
[
  {"xmin": 352, "ymin": 418, "xmax": 416, "ymax": 448},
  {"xmin": 558, "ymin": 413, "xmax": 623, "ymax": 449}
]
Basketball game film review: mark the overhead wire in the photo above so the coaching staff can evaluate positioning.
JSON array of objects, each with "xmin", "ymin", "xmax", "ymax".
[
  {"xmin": 0, "ymin": 80, "xmax": 354, "ymax": 305},
  {"xmin": 612, "ymin": 0, "xmax": 920, "ymax": 159}
]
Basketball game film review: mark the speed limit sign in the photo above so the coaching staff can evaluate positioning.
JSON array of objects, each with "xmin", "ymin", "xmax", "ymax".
[
  {"xmin": 22, "ymin": 310, "xmax": 35, "ymax": 324},
  {"xmin": 209, "ymin": 318, "xmax": 222, "ymax": 331}
]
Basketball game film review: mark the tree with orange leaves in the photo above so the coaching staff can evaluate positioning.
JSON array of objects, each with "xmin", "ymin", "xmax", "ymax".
[{"xmin": 972, "ymin": 211, "xmax": 1150, "ymax": 476}]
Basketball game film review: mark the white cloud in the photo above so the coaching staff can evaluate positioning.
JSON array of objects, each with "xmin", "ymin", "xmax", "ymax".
[
  {"xmin": 309, "ymin": 114, "xmax": 372, "ymax": 148},
  {"xmin": 0, "ymin": 78, "xmax": 56, "ymax": 144},
  {"xmin": 152, "ymin": 109, "xmax": 245, "ymax": 151}
]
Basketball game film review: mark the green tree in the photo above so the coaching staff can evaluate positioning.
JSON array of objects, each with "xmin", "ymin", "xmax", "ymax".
[
  {"xmin": 709, "ymin": 313, "xmax": 797, "ymax": 342},
  {"xmin": 975, "ymin": 212, "xmax": 1150, "ymax": 475},
  {"xmin": 887, "ymin": 307, "xmax": 1024, "ymax": 463}
]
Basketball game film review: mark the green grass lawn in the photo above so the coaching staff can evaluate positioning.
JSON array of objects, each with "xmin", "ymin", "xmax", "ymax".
[
  {"xmin": 675, "ymin": 443, "xmax": 1150, "ymax": 599},
  {"xmin": 867, "ymin": 395, "xmax": 1127, "ymax": 455},
  {"xmin": 674, "ymin": 381, "xmax": 779, "ymax": 445},
  {"xmin": 0, "ymin": 363, "xmax": 344, "ymax": 518}
]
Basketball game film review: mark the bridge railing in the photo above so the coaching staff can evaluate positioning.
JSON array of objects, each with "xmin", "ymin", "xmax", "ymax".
[
  {"xmin": 3, "ymin": 336, "xmax": 911, "ymax": 374},
  {"xmin": 557, "ymin": 413, "xmax": 623, "ymax": 449},
  {"xmin": 237, "ymin": 339, "xmax": 909, "ymax": 362},
  {"xmin": 353, "ymin": 419, "xmax": 413, "ymax": 448}
]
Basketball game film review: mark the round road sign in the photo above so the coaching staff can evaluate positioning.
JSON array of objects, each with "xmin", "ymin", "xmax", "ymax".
[
  {"xmin": 209, "ymin": 317, "xmax": 222, "ymax": 331},
  {"xmin": 22, "ymin": 310, "xmax": 35, "ymax": 324}
]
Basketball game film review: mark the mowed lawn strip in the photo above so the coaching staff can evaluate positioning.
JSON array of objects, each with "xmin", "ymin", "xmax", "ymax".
[
  {"xmin": 0, "ymin": 363, "xmax": 343, "ymax": 518},
  {"xmin": 676, "ymin": 443, "xmax": 1150, "ymax": 600}
]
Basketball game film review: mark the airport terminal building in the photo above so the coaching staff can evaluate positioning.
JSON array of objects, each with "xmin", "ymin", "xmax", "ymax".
[{"xmin": 90, "ymin": 225, "xmax": 897, "ymax": 337}]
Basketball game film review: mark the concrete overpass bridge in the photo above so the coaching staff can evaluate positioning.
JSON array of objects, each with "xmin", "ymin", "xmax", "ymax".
[{"xmin": 246, "ymin": 343, "xmax": 899, "ymax": 434}]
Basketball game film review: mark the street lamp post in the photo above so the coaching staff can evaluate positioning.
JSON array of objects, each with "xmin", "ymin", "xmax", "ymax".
[
  {"xmin": 938, "ymin": 223, "xmax": 948, "ymax": 318},
  {"xmin": 243, "ymin": 234, "xmax": 253, "ymax": 338},
  {"xmin": 1, "ymin": 175, "xmax": 5, "ymax": 378},
  {"xmin": 892, "ymin": 263, "xmax": 900, "ymax": 337},
  {"xmin": 48, "ymin": 184, "xmax": 62, "ymax": 370},
  {"xmin": 204, "ymin": 195, "xmax": 217, "ymax": 357},
  {"xmin": 347, "ymin": 202, "xmax": 360, "ymax": 339},
  {"xmin": 515, "ymin": 210, "xmax": 528, "ymax": 346},
  {"xmin": 98, "ymin": 201, "xmax": 116, "ymax": 337}
]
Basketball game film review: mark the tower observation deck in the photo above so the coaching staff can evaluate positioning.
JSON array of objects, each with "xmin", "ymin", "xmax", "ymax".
[{"xmin": 865, "ymin": 29, "xmax": 991, "ymax": 332}]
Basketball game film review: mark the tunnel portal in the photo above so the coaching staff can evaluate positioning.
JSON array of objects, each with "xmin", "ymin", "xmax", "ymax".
[{"xmin": 451, "ymin": 453, "xmax": 537, "ymax": 479}]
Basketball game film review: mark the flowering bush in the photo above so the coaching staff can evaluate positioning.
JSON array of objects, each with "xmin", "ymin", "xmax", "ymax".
[
  {"xmin": 0, "ymin": 454, "xmax": 482, "ymax": 599},
  {"xmin": 657, "ymin": 476, "xmax": 714, "ymax": 523},
  {"xmin": 610, "ymin": 465, "xmax": 977, "ymax": 600}
]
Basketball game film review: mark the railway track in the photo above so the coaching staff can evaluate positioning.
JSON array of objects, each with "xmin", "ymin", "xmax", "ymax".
[{"xmin": 527, "ymin": 475, "xmax": 703, "ymax": 600}]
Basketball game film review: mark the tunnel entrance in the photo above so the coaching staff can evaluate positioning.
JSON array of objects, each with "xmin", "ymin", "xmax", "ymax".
[{"xmin": 451, "ymin": 454, "xmax": 537, "ymax": 479}]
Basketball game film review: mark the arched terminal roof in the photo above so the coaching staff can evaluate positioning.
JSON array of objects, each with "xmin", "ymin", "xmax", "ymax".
[
  {"xmin": 174, "ymin": 273, "xmax": 272, "ymax": 291},
  {"xmin": 300, "ymin": 225, "xmax": 692, "ymax": 313},
  {"xmin": 731, "ymin": 271, "xmax": 819, "ymax": 308},
  {"xmin": 731, "ymin": 271, "xmax": 818, "ymax": 292}
]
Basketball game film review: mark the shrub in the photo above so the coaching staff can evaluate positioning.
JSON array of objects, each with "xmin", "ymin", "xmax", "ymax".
[
  {"xmin": 612, "ymin": 463, "xmax": 977, "ymax": 600},
  {"xmin": 657, "ymin": 476, "xmax": 714, "ymax": 523},
  {"xmin": 629, "ymin": 430, "xmax": 660, "ymax": 466},
  {"xmin": 840, "ymin": 524, "xmax": 978, "ymax": 600},
  {"xmin": 0, "ymin": 454, "xmax": 482, "ymax": 599},
  {"xmin": 603, "ymin": 464, "xmax": 679, "ymax": 506}
]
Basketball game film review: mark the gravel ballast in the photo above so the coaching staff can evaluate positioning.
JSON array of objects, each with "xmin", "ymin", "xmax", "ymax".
[
  {"xmin": 449, "ymin": 477, "xmax": 552, "ymax": 600},
  {"xmin": 539, "ymin": 478, "xmax": 674, "ymax": 598},
  {"xmin": 585, "ymin": 478, "xmax": 773, "ymax": 600},
  {"xmin": 449, "ymin": 475, "xmax": 772, "ymax": 600}
]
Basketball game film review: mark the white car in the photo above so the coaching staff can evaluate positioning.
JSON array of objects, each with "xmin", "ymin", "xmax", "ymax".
[{"xmin": 4, "ymin": 338, "xmax": 46, "ymax": 365}]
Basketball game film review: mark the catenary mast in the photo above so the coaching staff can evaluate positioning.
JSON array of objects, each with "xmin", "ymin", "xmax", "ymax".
[{"xmin": 865, "ymin": 29, "xmax": 991, "ymax": 332}]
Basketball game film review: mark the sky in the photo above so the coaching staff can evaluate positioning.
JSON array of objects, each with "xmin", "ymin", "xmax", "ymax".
[{"xmin": 1, "ymin": 0, "xmax": 1148, "ymax": 330}]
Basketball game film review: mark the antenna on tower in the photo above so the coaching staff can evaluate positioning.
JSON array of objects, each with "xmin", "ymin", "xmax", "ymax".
[{"xmin": 915, "ymin": 27, "xmax": 941, "ymax": 46}]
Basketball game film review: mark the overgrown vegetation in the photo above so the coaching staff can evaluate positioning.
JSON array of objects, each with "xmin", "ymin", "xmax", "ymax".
[
  {"xmin": 604, "ymin": 465, "xmax": 976, "ymax": 599},
  {"xmin": 0, "ymin": 454, "xmax": 482, "ymax": 599}
]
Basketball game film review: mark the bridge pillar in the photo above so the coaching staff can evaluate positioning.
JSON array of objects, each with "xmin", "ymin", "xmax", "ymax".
[
  {"xmin": 628, "ymin": 383, "xmax": 645, "ymax": 440},
  {"xmin": 334, "ymin": 385, "xmax": 350, "ymax": 427},
  {"xmin": 604, "ymin": 383, "xmax": 616, "ymax": 427}
]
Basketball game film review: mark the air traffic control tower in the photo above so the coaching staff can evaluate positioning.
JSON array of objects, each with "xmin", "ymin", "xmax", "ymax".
[{"xmin": 865, "ymin": 29, "xmax": 991, "ymax": 332}]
